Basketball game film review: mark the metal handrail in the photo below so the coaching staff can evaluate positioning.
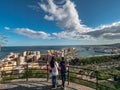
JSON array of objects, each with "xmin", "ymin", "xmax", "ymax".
[
  {"xmin": 0, "ymin": 64, "xmax": 118, "ymax": 90},
  {"xmin": 68, "ymin": 66, "xmax": 117, "ymax": 90}
]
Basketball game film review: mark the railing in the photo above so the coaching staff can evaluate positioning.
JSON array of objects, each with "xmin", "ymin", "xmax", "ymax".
[
  {"xmin": 0, "ymin": 63, "xmax": 118, "ymax": 90},
  {"xmin": 69, "ymin": 66, "xmax": 118, "ymax": 90},
  {"xmin": 0, "ymin": 63, "xmax": 47, "ymax": 81}
]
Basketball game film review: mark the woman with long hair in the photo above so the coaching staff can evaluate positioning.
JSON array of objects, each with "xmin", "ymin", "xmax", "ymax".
[{"xmin": 50, "ymin": 56, "xmax": 59, "ymax": 88}]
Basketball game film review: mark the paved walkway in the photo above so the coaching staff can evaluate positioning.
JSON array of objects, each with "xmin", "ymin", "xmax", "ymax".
[{"xmin": 0, "ymin": 78, "xmax": 94, "ymax": 90}]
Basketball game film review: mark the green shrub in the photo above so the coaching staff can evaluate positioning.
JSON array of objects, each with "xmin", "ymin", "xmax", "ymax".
[
  {"xmin": 2, "ymin": 75, "xmax": 18, "ymax": 81},
  {"xmin": 70, "ymin": 55, "xmax": 120, "ymax": 66},
  {"xmin": 22, "ymin": 69, "xmax": 47, "ymax": 78}
]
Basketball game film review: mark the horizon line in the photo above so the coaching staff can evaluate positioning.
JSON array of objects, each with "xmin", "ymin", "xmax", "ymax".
[{"xmin": 2, "ymin": 43, "xmax": 119, "ymax": 47}]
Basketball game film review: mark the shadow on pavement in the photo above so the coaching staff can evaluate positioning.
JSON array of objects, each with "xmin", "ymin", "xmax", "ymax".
[{"xmin": 1, "ymin": 80, "xmax": 77, "ymax": 90}]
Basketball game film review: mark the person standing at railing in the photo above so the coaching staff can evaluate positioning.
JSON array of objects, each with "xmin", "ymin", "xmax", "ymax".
[
  {"xmin": 59, "ymin": 57, "xmax": 68, "ymax": 90},
  {"xmin": 50, "ymin": 56, "xmax": 59, "ymax": 88}
]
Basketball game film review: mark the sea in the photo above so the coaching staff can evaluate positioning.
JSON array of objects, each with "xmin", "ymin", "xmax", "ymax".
[{"xmin": 0, "ymin": 45, "xmax": 112, "ymax": 59}]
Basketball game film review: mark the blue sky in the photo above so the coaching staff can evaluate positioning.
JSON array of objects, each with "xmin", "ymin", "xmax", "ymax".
[{"xmin": 0, "ymin": 0, "xmax": 120, "ymax": 46}]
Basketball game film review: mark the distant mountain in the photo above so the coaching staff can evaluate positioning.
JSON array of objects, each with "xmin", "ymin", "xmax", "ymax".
[
  {"xmin": 110, "ymin": 43, "xmax": 120, "ymax": 47},
  {"xmin": 92, "ymin": 43, "xmax": 120, "ymax": 47}
]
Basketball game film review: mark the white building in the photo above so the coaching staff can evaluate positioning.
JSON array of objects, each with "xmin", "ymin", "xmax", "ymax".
[
  {"xmin": 23, "ymin": 51, "xmax": 27, "ymax": 56},
  {"xmin": 19, "ymin": 56, "xmax": 25, "ymax": 65}
]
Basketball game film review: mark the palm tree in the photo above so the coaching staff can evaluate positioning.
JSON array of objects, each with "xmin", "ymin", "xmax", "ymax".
[{"xmin": 0, "ymin": 34, "xmax": 7, "ymax": 51}]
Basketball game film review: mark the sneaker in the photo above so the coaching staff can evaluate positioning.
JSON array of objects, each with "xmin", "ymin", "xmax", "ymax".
[
  {"xmin": 61, "ymin": 86, "xmax": 66, "ymax": 90},
  {"xmin": 55, "ymin": 85, "xmax": 57, "ymax": 88},
  {"xmin": 61, "ymin": 86, "xmax": 64, "ymax": 88},
  {"xmin": 52, "ymin": 88, "xmax": 57, "ymax": 90},
  {"xmin": 57, "ymin": 84, "xmax": 61, "ymax": 87},
  {"xmin": 63, "ymin": 87, "xmax": 66, "ymax": 90},
  {"xmin": 52, "ymin": 85, "xmax": 55, "ymax": 88},
  {"xmin": 52, "ymin": 86, "xmax": 56, "ymax": 90}
]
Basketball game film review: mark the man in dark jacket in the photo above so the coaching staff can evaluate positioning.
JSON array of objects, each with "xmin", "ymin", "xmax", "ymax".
[{"xmin": 59, "ymin": 57, "xmax": 67, "ymax": 89}]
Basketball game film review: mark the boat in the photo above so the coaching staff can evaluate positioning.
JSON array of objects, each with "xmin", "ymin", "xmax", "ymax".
[{"xmin": 94, "ymin": 49, "xmax": 113, "ymax": 54}]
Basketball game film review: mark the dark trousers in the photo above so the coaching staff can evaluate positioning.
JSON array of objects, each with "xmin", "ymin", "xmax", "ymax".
[{"xmin": 61, "ymin": 73, "xmax": 66, "ymax": 87}]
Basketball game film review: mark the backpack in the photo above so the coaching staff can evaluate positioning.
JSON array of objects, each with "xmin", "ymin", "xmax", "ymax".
[{"xmin": 60, "ymin": 61, "xmax": 67, "ymax": 74}]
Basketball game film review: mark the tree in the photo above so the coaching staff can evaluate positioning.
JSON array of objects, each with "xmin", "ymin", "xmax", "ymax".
[
  {"xmin": 64, "ymin": 48, "xmax": 80, "ymax": 62},
  {"xmin": 0, "ymin": 34, "xmax": 7, "ymax": 51}
]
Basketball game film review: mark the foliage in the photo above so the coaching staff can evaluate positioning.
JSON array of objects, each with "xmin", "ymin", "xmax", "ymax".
[
  {"xmin": 69, "ymin": 72, "xmax": 96, "ymax": 89},
  {"xmin": 2, "ymin": 69, "xmax": 47, "ymax": 81},
  {"xmin": 0, "ymin": 34, "xmax": 7, "ymax": 47},
  {"xmin": 70, "ymin": 54, "xmax": 120, "ymax": 66},
  {"xmin": 22, "ymin": 69, "xmax": 47, "ymax": 78},
  {"xmin": 98, "ymin": 81, "xmax": 120, "ymax": 90},
  {"xmin": 2, "ymin": 75, "xmax": 18, "ymax": 81}
]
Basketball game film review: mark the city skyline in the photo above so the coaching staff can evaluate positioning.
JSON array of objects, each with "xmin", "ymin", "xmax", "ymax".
[{"xmin": 0, "ymin": 0, "xmax": 120, "ymax": 46}]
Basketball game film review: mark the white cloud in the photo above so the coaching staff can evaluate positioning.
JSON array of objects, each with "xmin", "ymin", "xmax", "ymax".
[
  {"xmin": 86, "ymin": 21, "xmax": 120, "ymax": 39},
  {"xmin": 13, "ymin": 21, "xmax": 120, "ymax": 40},
  {"xmin": 50, "ymin": 19, "xmax": 120, "ymax": 40},
  {"xmin": 38, "ymin": 0, "xmax": 94, "ymax": 40},
  {"xmin": 102, "ymin": 33, "xmax": 120, "ymax": 39},
  {"xmin": 14, "ymin": 28, "xmax": 51, "ymax": 39},
  {"xmin": 39, "ymin": 0, "xmax": 120, "ymax": 40},
  {"xmin": 52, "ymin": 31, "xmax": 93, "ymax": 40},
  {"xmin": 4, "ymin": 26, "xmax": 10, "ymax": 30},
  {"xmin": 44, "ymin": 15, "xmax": 54, "ymax": 21},
  {"xmin": 39, "ymin": 0, "xmax": 91, "ymax": 33},
  {"xmin": 28, "ymin": 5, "xmax": 41, "ymax": 12}
]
